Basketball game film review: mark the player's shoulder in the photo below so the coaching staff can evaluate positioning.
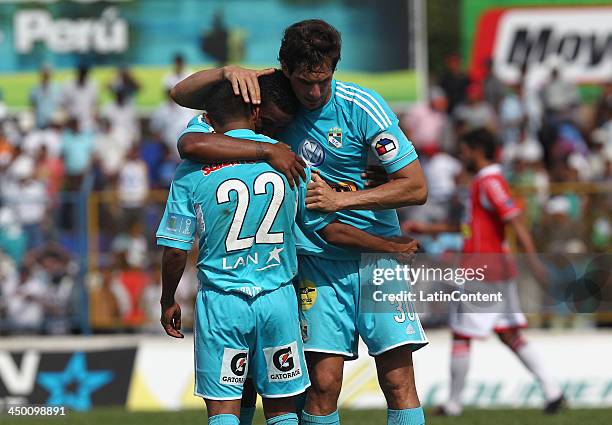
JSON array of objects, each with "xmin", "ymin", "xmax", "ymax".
[{"xmin": 333, "ymin": 80, "xmax": 394, "ymax": 128}]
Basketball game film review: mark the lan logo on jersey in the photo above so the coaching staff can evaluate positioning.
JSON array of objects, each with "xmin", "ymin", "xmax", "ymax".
[
  {"xmin": 328, "ymin": 127, "xmax": 343, "ymax": 148},
  {"xmin": 372, "ymin": 133, "xmax": 399, "ymax": 162}
]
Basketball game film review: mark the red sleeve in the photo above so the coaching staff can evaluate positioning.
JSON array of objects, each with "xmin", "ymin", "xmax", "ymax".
[{"xmin": 481, "ymin": 175, "xmax": 521, "ymax": 221}]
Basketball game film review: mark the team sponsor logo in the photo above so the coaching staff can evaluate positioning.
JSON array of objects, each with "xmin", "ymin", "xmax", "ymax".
[
  {"xmin": 299, "ymin": 138, "xmax": 325, "ymax": 167},
  {"xmin": 406, "ymin": 324, "xmax": 415, "ymax": 335},
  {"xmin": 469, "ymin": 7, "xmax": 612, "ymax": 84},
  {"xmin": 201, "ymin": 161, "xmax": 255, "ymax": 176},
  {"xmin": 299, "ymin": 280, "xmax": 318, "ymax": 311},
  {"xmin": 264, "ymin": 342, "xmax": 302, "ymax": 382},
  {"xmin": 220, "ymin": 348, "xmax": 249, "ymax": 385},
  {"xmin": 371, "ymin": 133, "xmax": 398, "ymax": 162},
  {"xmin": 165, "ymin": 214, "xmax": 194, "ymax": 236},
  {"xmin": 329, "ymin": 181, "xmax": 358, "ymax": 192},
  {"xmin": 327, "ymin": 127, "xmax": 343, "ymax": 148}
]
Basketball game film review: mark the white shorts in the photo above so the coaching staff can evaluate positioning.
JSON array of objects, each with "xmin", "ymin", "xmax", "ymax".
[{"xmin": 449, "ymin": 280, "xmax": 527, "ymax": 339}]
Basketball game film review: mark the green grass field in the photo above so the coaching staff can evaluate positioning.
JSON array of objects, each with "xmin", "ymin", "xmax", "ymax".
[
  {"xmin": 0, "ymin": 65, "xmax": 418, "ymax": 110},
  {"xmin": 2, "ymin": 408, "xmax": 611, "ymax": 425}
]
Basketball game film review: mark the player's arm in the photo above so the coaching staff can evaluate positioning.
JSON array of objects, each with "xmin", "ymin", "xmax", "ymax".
[
  {"xmin": 171, "ymin": 65, "xmax": 275, "ymax": 109},
  {"xmin": 179, "ymin": 132, "xmax": 306, "ymax": 188},
  {"xmin": 160, "ymin": 247, "xmax": 187, "ymax": 338},
  {"xmin": 156, "ymin": 166, "xmax": 199, "ymax": 339},
  {"xmin": 319, "ymin": 222, "xmax": 419, "ymax": 258}
]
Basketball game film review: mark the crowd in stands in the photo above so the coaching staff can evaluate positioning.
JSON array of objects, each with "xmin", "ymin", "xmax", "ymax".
[{"xmin": 0, "ymin": 54, "xmax": 610, "ymax": 335}]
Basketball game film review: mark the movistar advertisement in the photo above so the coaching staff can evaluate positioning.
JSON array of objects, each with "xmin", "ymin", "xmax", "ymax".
[
  {"xmin": 0, "ymin": 0, "xmax": 417, "ymax": 107},
  {"xmin": 462, "ymin": 0, "xmax": 612, "ymax": 84}
]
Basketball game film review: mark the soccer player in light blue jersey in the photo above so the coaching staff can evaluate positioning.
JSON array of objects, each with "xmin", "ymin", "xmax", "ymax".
[
  {"xmin": 159, "ymin": 73, "xmax": 421, "ymax": 425},
  {"xmin": 171, "ymin": 20, "xmax": 428, "ymax": 425}
]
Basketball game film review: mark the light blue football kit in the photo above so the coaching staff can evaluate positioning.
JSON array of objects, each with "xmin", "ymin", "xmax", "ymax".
[
  {"xmin": 281, "ymin": 80, "xmax": 428, "ymax": 358},
  {"xmin": 157, "ymin": 128, "xmax": 333, "ymax": 399}
]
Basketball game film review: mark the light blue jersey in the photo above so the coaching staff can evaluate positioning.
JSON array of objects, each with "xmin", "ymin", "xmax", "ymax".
[
  {"xmin": 281, "ymin": 80, "xmax": 418, "ymax": 260},
  {"xmin": 157, "ymin": 128, "xmax": 332, "ymax": 297}
]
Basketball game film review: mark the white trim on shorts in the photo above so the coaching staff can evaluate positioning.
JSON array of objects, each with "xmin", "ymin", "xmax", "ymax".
[
  {"xmin": 259, "ymin": 384, "xmax": 312, "ymax": 399},
  {"xmin": 369, "ymin": 339, "xmax": 429, "ymax": 357},
  {"xmin": 194, "ymin": 391, "xmax": 242, "ymax": 401}
]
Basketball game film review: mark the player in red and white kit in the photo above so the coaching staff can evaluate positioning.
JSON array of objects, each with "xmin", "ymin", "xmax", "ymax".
[{"xmin": 404, "ymin": 128, "xmax": 565, "ymax": 415}]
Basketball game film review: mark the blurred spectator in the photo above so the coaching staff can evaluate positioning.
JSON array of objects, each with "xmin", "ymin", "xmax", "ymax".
[
  {"xmin": 29, "ymin": 65, "xmax": 61, "ymax": 129},
  {"xmin": 6, "ymin": 267, "xmax": 48, "ymax": 334},
  {"xmin": 101, "ymin": 90, "xmax": 140, "ymax": 146},
  {"xmin": 0, "ymin": 207, "xmax": 27, "ymax": 265},
  {"xmin": 111, "ymin": 219, "xmax": 148, "ymax": 270},
  {"xmin": 401, "ymin": 86, "xmax": 453, "ymax": 156},
  {"xmin": 90, "ymin": 267, "xmax": 129, "ymax": 331},
  {"xmin": 499, "ymin": 86, "xmax": 525, "ymax": 145},
  {"xmin": 21, "ymin": 114, "xmax": 62, "ymax": 159},
  {"xmin": 94, "ymin": 117, "xmax": 129, "ymax": 184},
  {"xmin": 150, "ymin": 89, "xmax": 195, "ymax": 153},
  {"xmin": 36, "ymin": 145, "xmax": 65, "ymax": 203},
  {"xmin": 62, "ymin": 65, "xmax": 99, "ymax": 132},
  {"xmin": 503, "ymin": 123, "xmax": 543, "ymax": 168},
  {"xmin": 117, "ymin": 145, "xmax": 150, "ymax": 220},
  {"xmin": 482, "ymin": 58, "xmax": 506, "ymax": 113},
  {"xmin": 156, "ymin": 143, "xmax": 179, "ymax": 188},
  {"xmin": 163, "ymin": 53, "xmax": 192, "ymax": 92},
  {"xmin": 537, "ymin": 196, "xmax": 587, "ymax": 254},
  {"xmin": 453, "ymin": 83, "xmax": 497, "ymax": 131},
  {"xmin": 439, "ymin": 54, "xmax": 470, "ymax": 114},
  {"xmin": 11, "ymin": 160, "xmax": 48, "ymax": 250},
  {"xmin": 140, "ymin": 263, "xmax": 162, "ymax": 333},
  {"xmin": 108, "ymin": 66, "xmax": 141, "ymax": 102},
  {"xmin": 61, "ymin": 116, "xmax": 95, "ymax": 190},
  {"xmin": 593, "ymin": 81, "xmax": 612, "ymax": 129},
  {"xmin": 540, "ymin": 66, "xmax": 580, "ymax": 124}
]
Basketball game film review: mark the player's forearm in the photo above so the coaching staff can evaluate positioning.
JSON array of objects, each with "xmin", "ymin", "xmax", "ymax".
[
  {"xmin": 178, "ymin": 132, "xmax": 268, "ymax": 163},
  {"xmin": 170, "ymin": 67, "xmax": 224, "ymax": 109},
  {"xmin": 336, "ymin": 178, "xmax": 427, "ymax": 211},
  {"xmin": 335, "ymin": 161, "xmax": 427, "ymax": 211},
  {"xmin": 160, "ymin": 247, "xmax": 188, "ymax": 306},
  {"xmin": 320, "ymin": 222, "xmax": 412, "ymax": 253}
]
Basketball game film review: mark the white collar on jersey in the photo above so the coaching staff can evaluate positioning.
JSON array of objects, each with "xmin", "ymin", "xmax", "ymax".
[{"xmin": 476, "ymin": 163, "xmax": 502, "ymax": 177}]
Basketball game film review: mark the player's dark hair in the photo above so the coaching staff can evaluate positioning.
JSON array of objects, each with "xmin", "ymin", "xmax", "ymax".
[
  {"xmin": 461, "ymin": 128, "xmax": 498, "ymax": 160},
  {"xmin": 259, "ymin": 70, "xmax": 299, "ymax": 116},
  {"xmin": 205, "ymin": 80, "xmax": 252, "ymax": 126},
  {"xmin": 279, "ymin": 19, "xmax": 341, "ymax": 74}
]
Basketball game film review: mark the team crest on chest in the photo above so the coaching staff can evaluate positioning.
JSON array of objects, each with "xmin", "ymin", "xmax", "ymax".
[{"xmin": 327, "ymin": 127, "xmax": 343, "ymax": 148}]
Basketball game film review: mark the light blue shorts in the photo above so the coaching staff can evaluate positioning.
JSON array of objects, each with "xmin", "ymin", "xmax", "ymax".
[
  {"xmin": 297, "ymin": 255, "xmax": 428, "ymax": 359},
  {"xmin": 194, "ymin": 283, "xmax": 310, "ymax": 400}
]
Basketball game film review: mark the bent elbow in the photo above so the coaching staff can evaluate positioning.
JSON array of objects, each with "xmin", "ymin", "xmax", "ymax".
[{"xmin": 415, "ymin": 184, "xmax": 428, "ymax": 205}]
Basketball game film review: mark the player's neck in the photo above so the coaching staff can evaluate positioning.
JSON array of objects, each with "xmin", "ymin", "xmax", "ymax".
[
  {"xmin": 475, "ymin": 159, "xmax": 493, "ymax": 173},
  {"xmin": 214, "ymin": 119, "xmax": 255, "ymax": 134}
]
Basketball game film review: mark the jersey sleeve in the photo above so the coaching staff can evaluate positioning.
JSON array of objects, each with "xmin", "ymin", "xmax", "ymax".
[
  {"xmin": 178, "ymin": 114, "xmax": 214, "ymax": 140},
  {"xmin": 296, "ymin": 168, "xmax": 335, "ymax": 232},
  {"xmin": 481, "ymin": 175, "xmax": 521, "ymax": 221},
  {"xmin": 342, "ymin": 83, "xmax": 418, "ymax": 174},
  {"xmin": 156, "ymin": 168, "xmax": 199, "ymax": 250}
]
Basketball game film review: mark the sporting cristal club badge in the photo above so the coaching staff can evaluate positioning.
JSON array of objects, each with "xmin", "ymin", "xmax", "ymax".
[{"xmin": 328, "ymin": 127, "xmax": 343, "ymax": 148}]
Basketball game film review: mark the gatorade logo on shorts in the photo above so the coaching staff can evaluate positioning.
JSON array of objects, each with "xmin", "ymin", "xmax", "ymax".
[
  {"xmin": 264, "ymin": 341, "xmax": 302, "ymax": 382},
  {"xmin": 220, "ymin": 348, "xmax": 249, "ymax": 385},
  {"xmin": 299, "ymin": 280, "xmax": 317, "ymax": 311}
]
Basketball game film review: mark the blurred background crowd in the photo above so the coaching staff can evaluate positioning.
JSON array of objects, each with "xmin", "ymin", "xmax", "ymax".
[{"xmin": 0, "ymin": 52, "xmax": 610, "ymax": 336}]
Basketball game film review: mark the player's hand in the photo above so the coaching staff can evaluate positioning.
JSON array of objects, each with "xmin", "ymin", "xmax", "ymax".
[
  {"xmin": 263, "ymin": 142, "xmax": 306, "ymax": 188},
  {"xmin": 306, "ymin": 173, "xmax": 344, "ymax": 213},
  {"xmin": 160, "ymin": 301, "xmax": 184, "ymax": 339},
  {"xmin": 390, "ymin": 236, "xmax": 420, "ymax": 262},
  {"xmin": 222, "ymin": 65, "xmax": 276, "ymax": 104},
  {"xmin": 361, "ymin": 165, "xmax": 389, "ymax": 188}
]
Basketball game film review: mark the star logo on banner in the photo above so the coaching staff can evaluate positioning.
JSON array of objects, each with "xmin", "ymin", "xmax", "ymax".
[{"xmin": 37, "ymin": 352, "xmax": 114, "ymax": 411}]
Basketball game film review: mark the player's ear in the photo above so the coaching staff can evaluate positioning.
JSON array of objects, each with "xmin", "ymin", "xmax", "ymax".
[
  {"xmin": 252, "ymin": 104, "xmax": 261, "ymax": 124},
  {"xmin": 281, "ymin": 62, "xmax": 290, "ymax": 78}
]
